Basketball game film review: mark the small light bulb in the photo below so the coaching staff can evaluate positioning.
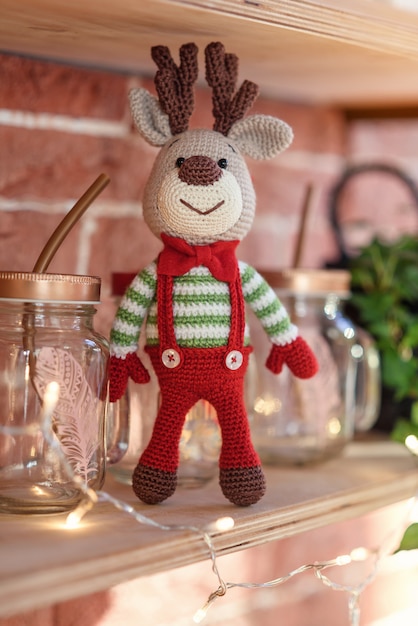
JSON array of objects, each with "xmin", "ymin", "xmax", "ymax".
[
  {"xmin": 193, "ymin": 607, "xmax": 208, "ymax": 624},
  {"xmin": 205, "ymin": 516, "xmax": 235, "ymax": 533},
  {"xmin": 43, "ymin": 381, "xmax": 60, "ymax": 409},
  {"xmin": 350, "ymin": 547, "xmax": 369, "ymax": 562},
  {"xmin": 65, "ymin": 498, "xmax": 94, "ymax": 529},
  {"xmin": 214, "ymin": 516, "xmax": 235, "ymax": 532},
  {"xmin": 336, "ymin": 554, "xmax": 352, "ymax": 566},
  {"xmin": 405, "ymin": 435, "xmax": 418, "ymax": 455},
  {"xmin": 66, "ymin": 509, "xmax": 84, "ymax": 530}
]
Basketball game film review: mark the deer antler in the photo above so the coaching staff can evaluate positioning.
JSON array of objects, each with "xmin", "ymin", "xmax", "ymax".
[
  {"xmin": 151, "ymin": 42, "xmax": 198, "ymax": 135},
  {"xmin": 205, "ymin": 42, "xmax": 259, "ymax": 136}
]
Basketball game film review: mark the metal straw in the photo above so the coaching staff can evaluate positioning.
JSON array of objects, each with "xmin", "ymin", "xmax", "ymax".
[
  {"xmin": 33, "ymin": 173, "xmax": 110, "ymax": 273},
  {"xmin": 292, "ymin": 183, "xmax": 314, "ymax": 269},
  {"xmin": 25, "ymin": 173, "xmax": 110, "ymax": 396}
]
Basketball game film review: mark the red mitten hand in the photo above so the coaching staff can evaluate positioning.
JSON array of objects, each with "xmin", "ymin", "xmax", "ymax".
[
  {"xmin": 109, "ymin": 353, "xmax": 150, "ymax": 402},
  {"xmin": 266, "ymin": 336, "xmax": 318, "ymax": 379},
  {"xmin": 125, "ymin": 351, "xmax": 150, "ymax": 385}
]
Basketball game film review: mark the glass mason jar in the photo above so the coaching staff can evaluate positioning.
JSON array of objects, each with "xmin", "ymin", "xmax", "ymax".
[
  {"xmin": 0, "ymin": 272, "xmax": 110, "ymax": 514},
  {"xmin": 108, "ymin": 273, "xmax": 221, "ymax": 488},
  {"xmin": 247, "ymin": 269, "xmax": 380, "ymax": 465}
]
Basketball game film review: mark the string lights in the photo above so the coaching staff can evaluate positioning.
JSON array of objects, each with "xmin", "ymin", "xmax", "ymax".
[
  {"xmin": 1, "ymin": 381, "xmax": 417, "ymax": 626},
  {"xmin": 192, "ymin": 544, "xmax": 382, "ymax": 624}
]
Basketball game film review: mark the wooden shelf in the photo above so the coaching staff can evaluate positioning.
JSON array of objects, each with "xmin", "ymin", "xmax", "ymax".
[
  {"xmin": 2, "ymin": 1, "xmax": 418, "ymax": 106},
  {"xmin": 0, "ymin": 439, "xmax": 416, "ymax": 618}
]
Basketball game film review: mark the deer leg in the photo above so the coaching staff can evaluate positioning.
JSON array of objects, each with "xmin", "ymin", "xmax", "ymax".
[
  {"xmin": 208, "ymin": 375, "xmax": 266, "ymax": 507},
  {"xmin": 132, "ymin": 383, "xmax": 197, "ymax": 504}
]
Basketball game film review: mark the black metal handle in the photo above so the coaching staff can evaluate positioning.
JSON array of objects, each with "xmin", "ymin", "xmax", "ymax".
[{"xmin": 328, "ymin": 162, "xmax": 418, "ymax": 261}]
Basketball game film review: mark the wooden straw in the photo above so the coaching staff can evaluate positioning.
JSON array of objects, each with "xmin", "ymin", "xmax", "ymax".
[
  {"xmin": 291, "ymin": 183, "xmax": 314, "ymax": 269},
  {"xmin": 32, "ymin": 173, "xmax": 110, "ymax": 273}
]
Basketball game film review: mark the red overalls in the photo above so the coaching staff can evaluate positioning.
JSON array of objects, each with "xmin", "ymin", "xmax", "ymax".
[{"xmin": 132, "ymin": 259, "xmax": 266, "ymax": 506}]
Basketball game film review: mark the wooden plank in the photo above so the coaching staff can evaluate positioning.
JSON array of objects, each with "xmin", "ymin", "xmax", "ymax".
[
  {"xmin": 1, "ymin": 1, "xmax": 418, "ymax": 104},
  {"xmin": 0, "ymin": 440, "xmax": 416, "ymax": 617},
  {"xmin": 183, "ymin": 0, "xmax": 418, "ymax": 56}
]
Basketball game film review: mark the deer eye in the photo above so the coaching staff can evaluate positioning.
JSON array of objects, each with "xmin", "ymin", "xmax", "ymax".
[
  {"xmin": 218, "ymin": 158, "xmax": 228, "ymax": 169},
  {"xmin": 175, "ymin": 157, "xmax": 185, "ymax": 168}
]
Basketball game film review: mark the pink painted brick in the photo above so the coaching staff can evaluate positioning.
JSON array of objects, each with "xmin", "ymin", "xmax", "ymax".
[
  {"xmin": 349, "ymin": 119, "xmax": 418, "ymax": 160},
  {"xmin": 88, "ymin": 215, "xmax": 162, "ymax": 336},
  {"xmin": 0, "ymin": 53, "xmax": 128, "ymax": 120},
  {"xmin": 0, "ymin": 126, "xmax": 156, "ymax": 201},
  {"xmin": 53, "ymin": 591, "xmax": 112, "ymax": 626},
  {"xmin": 0, "ymin": 210, "xmax": 80, "ymax": 273},
  {"xmin": 88, "ymin": 215, "xmax": 162, "ymax": 286},
  {"xmin": 0, "ymin": 606, "xmax": 53, "ymax": 626}
]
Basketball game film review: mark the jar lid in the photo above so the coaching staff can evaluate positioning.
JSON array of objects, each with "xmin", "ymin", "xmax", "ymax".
[
  {"xmin": 0, "ymin": 272, "xmax": 101, "ymax": 303},
  {"xmin": 259, "ymin": 268, "xmax": 351, "ymax": 296}
]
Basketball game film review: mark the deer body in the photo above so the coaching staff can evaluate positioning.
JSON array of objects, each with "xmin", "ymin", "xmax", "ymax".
[{"xmin": 109, "ymin": 43, "xmax": 318, "ymax": 506}]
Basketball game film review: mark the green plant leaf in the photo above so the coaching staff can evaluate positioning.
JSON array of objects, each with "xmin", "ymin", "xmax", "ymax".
[
  {"xmin": 348, "ymin": 234, "xmax": 418, "ymax": 412},
  {"xmin": 411, "ymin": 401, "xmax": 418, "ymax": 427},
  {"xmin": 403, "ymin": 322, "xmax": 418, "ymax": 348},
  {"xmin": 395, "ymin": 523, "xmax": 418, "ymax": 552},
  {"xmin": 381, "ymin": 351, "xmax": 417, "ymax": 396},
  {"xmin": 391, "ymin": 418, "xmax": 418, "ymax": 443}
]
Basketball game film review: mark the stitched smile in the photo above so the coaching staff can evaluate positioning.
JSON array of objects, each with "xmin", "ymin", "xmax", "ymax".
[{"xmin": 180, "ymin": 199, "xmax": 225, "ymax": 215}]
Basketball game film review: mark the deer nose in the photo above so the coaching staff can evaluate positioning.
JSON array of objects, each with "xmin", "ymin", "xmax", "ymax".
[{"xmin": 178, "ymin": 156, "xmax": 223, "ymax": 186}]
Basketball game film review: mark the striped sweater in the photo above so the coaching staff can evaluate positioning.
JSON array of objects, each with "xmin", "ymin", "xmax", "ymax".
[{"xmin": 110, "ymin": 260, "xmax": 297, "ymax": 357}]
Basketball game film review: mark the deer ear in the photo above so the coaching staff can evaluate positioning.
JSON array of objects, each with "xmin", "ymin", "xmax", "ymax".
[
  {"xmin": 129, "ymin": 88, "xmax": 172, "ymax": 146},
  {"xmin": 228, "ymin": 115, "xmax": 293, "ymax": 160}
]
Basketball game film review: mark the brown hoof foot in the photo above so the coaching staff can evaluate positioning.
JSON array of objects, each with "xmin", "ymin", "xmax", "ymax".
[
  {"xmin": 132, "ymin": 463, "xmax": 177, "ymax": 504},
  {"xmin": 219, "ymin": 466, "xmax": 266, "ymax": 506}
]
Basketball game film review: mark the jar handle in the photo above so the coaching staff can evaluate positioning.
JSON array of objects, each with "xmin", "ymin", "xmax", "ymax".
[{"xmin": 352, "ymin": 326, "xmax": 381, "ymax": 431}]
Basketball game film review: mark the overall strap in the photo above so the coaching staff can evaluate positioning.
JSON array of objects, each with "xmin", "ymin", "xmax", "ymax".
[
  {"xmin": 157, "ymin": 273, "xmax": 177, "ymax": 351},
  {"xmin": 227, "ymin": 270, "xmax": 246, "ymax": 350}
]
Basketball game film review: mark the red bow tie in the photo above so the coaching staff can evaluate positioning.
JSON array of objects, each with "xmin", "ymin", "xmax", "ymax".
[{"xmin": 158, "ymin": 234, "xmax": 239, "ymax": 282}]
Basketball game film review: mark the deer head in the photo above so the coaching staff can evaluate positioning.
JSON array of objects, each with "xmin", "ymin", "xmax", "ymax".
[{"xmin": 129, "ymin": 42, "xmax": 293, "ymax": 246}]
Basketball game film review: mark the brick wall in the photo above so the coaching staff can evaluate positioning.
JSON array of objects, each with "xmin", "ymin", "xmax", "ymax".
[{"xmin": 1, "ymin": 53, "xmax": 417, "ymax": 626}]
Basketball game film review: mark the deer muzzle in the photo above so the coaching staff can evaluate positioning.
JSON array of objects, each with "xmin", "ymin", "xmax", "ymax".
[{"xmin": 178, "ymin": 156, "xmax": 223, "ymax": 186}]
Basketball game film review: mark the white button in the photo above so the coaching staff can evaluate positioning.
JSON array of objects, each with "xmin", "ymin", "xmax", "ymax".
[
  {"xmin": 225, "ymin": 350, "xmax": 243, "ymax": 370},
  {"xmin": 162, "ymin": 348, "xmax": 181, "ymax": 369}
]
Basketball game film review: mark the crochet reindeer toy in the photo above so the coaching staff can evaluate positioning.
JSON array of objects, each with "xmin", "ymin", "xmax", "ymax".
[{"xmin": 109, "ymin": 42, "xmax": 318, "ymax": 507}]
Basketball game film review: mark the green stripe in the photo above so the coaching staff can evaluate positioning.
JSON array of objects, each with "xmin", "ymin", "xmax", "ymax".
[
  {"xmin": 116, "ymin": 307, "xmax": 143, "ymax": 326},
  {"xmin": 175, "ymin": 273, "xmax": 222, "ymax": 286},
  {"xmin": 125, "ymin": 286, "xmax": 154, "ymax": 309},
  {"xmin": 146, "ymin": 336, "xmax": 228, "ymax": 348},
  {"xmin": 240, "ymin": 263, "xmax": 256, "ymax": 287},
  {"xmin": 110, "ymin": 328, "xmax": 139, "ymax": 347},
  {"xmin": 147, "ymin": 312, "xmax": 231, "ymax": 327},
  {"xmin": 141, "ymin": 266, "xmax": 157, "ymax": 289},
  {"xmin": 244, "ymin": 278, "xmax": 269, "ymax": 306},
  {"xmin": 176, "ymin": 336, "xmax": 226, "ymax": 348},
  {"xmin": 176, "ymin": 314, "xmax": 231, "ymax": 327},
  {"xmin": 175, "ymin": 292, "xmax": 230, "ymax": 305},
  {"xmin": 257, "ymin": 298, "xmax": 281, "ymax": 320},
  {"xmin": 264, "ymin": 316, "xmax": 291, "ymax": 337}
]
